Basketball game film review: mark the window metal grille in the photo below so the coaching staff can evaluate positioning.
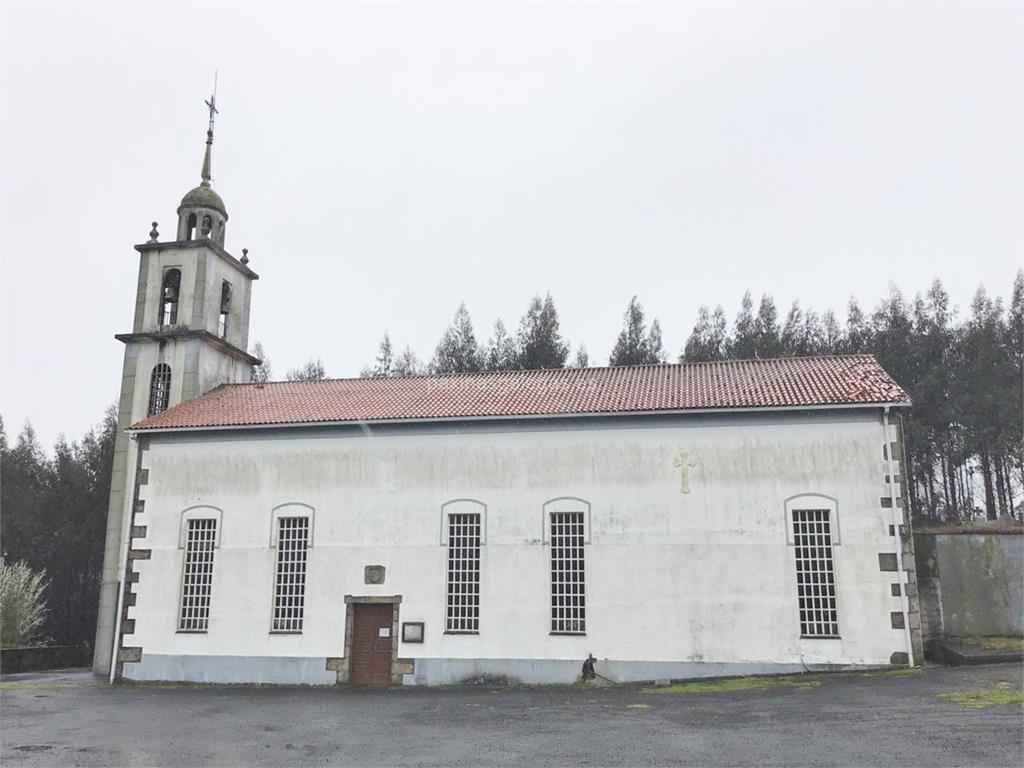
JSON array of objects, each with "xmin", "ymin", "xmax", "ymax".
[
  {"xmin": 446, "ymin": 513, "xmax": 481, "ymax": 632},
  {"xmin": 178, "ymin": 518, "xmax": 217, "ymax": 631},
  {"xmin": 550, "ymin": 511, "xmax": 585, "ymax": 633},
  {"xmin": 793, "ymin": 509, "xmax": 839, "ymax": 637},
  {"xmin": 148, "ymin": 364, "xmax": 172, "ymax": 416},
  {"xmin": 272, "ymin": 517, "xmax": 309, "ymax": 632}
]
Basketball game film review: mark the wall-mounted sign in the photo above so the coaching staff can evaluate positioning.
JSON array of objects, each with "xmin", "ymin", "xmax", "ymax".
[
  {"xmin": 378, "ymin": 627, "xmax": 390, "ymax": 638},
  {"xmin": 402, "ymin": 622, "xmax": 425, "ymax": 643}
]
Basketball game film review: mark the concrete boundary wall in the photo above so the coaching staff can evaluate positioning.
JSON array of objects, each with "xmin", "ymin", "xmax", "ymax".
[
  {"xmin": 914, "ymin": 530, "xmax": 1023, "ymax": 641},
  {"xmin": 0, "ymin": 646, "xmax": 91, "ymax": 675}
]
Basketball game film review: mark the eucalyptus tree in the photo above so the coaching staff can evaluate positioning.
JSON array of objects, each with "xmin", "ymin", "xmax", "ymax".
[{"xmin": 517, "ymin": 293, "xmax": 569, "ymax": 369}]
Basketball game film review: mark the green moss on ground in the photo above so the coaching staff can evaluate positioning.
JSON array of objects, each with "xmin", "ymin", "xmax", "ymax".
[
  {"xmin": 645, "ymin": 675, "xmax": 820, "ymax": 694},
  {"xmin": 939, "ymin": 682, "xmax": 1023, "ymax": 709},
  {"xmin": 958, "ymin": 636, "xmax": 1024, "ymax": 653},
  {"xmin": 837, "ymin": 667, "xmax": 923, "ymax": 678},
  {"xmin": 0, "ymin": 682, "xmax": 84, "ymax": 691}
]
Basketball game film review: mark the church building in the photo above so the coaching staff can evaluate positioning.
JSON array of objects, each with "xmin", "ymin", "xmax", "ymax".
[{"xmin": 93, "ymin": 101, "xmax": 923, "ymax": 686}]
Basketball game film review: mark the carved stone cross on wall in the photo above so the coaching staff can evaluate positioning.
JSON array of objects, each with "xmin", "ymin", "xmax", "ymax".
[{"xmin": 673, "ymin": 451, "xmax": 697, "ymax": 494}]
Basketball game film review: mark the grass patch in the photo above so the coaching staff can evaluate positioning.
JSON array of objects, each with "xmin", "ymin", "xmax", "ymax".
[
  {"xmin": 3, "ymin": 680, "xmax": 284, "ymax": 693},
  {"xmin": 645, "ymin": 675, "xmax": 820, "ymax": 695},
  {"xmin": 0, "ymin": 682, "xmax": 84, "ymax": 691},
  {"xmin": 957, "ymin": 636, "xmax": 1024, "ymax": 653},
  {"xmin": 845, "ymin": 667, "xmax": 923, "ymax": 678},
  {"xmin": 939, "ymin": 682, "xmax": 1023, "ymax": 709}
]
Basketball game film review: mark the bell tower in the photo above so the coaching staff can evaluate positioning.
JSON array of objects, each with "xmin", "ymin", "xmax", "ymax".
[{"xmin": 92, "ymin": 89, "xmax": 261, "ymax": 675}]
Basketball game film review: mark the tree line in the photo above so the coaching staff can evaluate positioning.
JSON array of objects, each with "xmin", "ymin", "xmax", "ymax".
[
  {"xmin": 0, "ymin": 410, "xmax": 116, "ymax": 648},
  {"xmin": 271, "ymin": 272, "xmax": 1022, "ymax": 522}
]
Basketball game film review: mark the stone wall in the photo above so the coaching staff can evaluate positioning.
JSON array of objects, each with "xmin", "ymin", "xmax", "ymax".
[
  {"xmin": 914, "ymin": 530, "xmax": 1023, "ymax": 641},
  {"xmin": 1, "ymin": 646, "xmax": 91, "ymax": 675}
]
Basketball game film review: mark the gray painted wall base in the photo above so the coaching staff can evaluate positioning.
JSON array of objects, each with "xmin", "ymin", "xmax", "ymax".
[
  {"xmin": 123, "ymin": 654, "xmax": 337, "ymax": 685},
  {"xmin": 403, "ymin": 658, "xmax": 883, "ymax": 686},
  {"xmin": 122, "ymin": 654, "xmax": 888, "ymax": 687}
]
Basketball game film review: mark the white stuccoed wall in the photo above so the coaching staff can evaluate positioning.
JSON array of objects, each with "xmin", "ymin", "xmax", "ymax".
[{"xmin": 124, "ymin": 409, "xmax": 910, "ymax": 683}]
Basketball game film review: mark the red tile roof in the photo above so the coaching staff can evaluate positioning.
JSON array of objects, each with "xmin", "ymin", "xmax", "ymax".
[{"xmin": 131, "ymin": 355, "xmax": 909, "ymax": 432}]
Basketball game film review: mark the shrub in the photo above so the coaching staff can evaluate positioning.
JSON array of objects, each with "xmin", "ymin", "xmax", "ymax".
[{"xmin": 0, "ymin": 559, "xmax": 48, "ymax": 647}]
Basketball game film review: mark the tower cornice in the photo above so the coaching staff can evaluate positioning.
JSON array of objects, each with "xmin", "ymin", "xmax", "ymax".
[
  {"xmin": 135, "ymin": 239, "xmax": 259, "ymax": 280},
  {"xmin": 114, "ymin": 328, "xmax": 262, "ymax": 366}
]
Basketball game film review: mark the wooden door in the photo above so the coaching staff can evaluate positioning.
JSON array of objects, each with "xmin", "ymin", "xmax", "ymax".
[{"xmin": 350, "ymin": 603, "xmax": 394, "ymax": 686}]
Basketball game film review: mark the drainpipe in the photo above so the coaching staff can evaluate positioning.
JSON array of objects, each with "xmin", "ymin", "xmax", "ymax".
[
  {"xmin": 107, "ymin": 436, "xmax": 137, "ymax": 685},
  {"xmin": 883, "ymin": 406, "xmax": 914, "ymax": 666},
  {"xmin": 107, "ymin": 540, "xmax": 130, "ymax": 684}
]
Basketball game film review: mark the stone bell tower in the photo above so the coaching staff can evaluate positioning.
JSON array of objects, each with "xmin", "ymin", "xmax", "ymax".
[{"xmin": 92, "ymin": 90, "xmax": 260, "ymax": 675}]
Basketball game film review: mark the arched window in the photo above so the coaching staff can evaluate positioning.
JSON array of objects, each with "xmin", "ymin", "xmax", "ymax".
[
  {"xmin": 177, "ymin": 506, "xmax": 222, "ymax": 632},
  {"xmin": 440, "ymin": 499, "xmax": 486, "ymax": 633},
  {"xmin": 148, "ymin": 363, "xmax": 172, "ymax": 416},
  {"xmin": 784, "ymin": 494, "xmax": 840, "ymax": 639},
  {"xmin": 185, "ymin": 213, "xmax": 197, "ymax": 240},
  {"xmin": 543, "ymin": 497, "xmax": 591, "ymax": 635},
  {"xmin": 161, "ymin": 269, "xmax": 181, "ymax": 325},
  {"xmin": 269, "ymin": 503, "xmax": 315, "ymax": 633}
]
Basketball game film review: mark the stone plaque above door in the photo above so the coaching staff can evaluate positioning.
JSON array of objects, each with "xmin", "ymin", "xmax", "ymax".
[{"xmin": 364, "ymin": 565, "xmax": 385, "ymax": 585}]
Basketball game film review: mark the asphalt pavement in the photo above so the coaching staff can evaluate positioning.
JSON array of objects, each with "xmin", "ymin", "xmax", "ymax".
[{"xmin": 1, "ymin": 663, "xmax": 1021, "ymax": 767}]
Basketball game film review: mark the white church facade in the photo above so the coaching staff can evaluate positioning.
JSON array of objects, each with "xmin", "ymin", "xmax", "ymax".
[{"xmin": 93, "ymin": 105, "xmax": 923, "ymax": 686}]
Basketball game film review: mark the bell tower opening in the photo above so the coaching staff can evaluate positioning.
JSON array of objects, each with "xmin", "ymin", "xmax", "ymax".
[
  {"xmin": 219, "ymin": 280, "xmax": 232, "ymax": 338},
  {"xmin": 160, "ymin": 268, "xmax": 181, "ymax": 325}
]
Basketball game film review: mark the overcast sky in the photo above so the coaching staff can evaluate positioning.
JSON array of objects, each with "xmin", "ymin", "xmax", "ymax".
[{"xmin": 1, "ymin": 2, "xmax": 1021, "ymax": 448}]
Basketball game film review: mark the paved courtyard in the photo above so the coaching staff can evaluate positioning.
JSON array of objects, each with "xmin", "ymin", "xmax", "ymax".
[{"xmin": 1, "ymin": 663, "xmax": 1022, "ymax": 767}]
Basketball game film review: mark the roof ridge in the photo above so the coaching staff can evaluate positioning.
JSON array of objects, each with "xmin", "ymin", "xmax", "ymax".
[{"xmin": 228, "ymin": 353, "xmax": 879, "ymax": 388}]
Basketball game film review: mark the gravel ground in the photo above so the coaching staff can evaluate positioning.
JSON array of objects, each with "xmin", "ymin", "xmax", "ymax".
[{"xmin": 1, "ymin": 663, "xmax": 1022, "ymax": 767}]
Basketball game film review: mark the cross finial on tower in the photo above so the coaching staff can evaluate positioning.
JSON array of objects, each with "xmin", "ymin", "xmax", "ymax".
[
  {"xmin": 200, "ymin": 73, "xmax": 218, "ymax": 186},
  {"xmin": 205, "ymin": 72, "xmax": 219, "ymax": 136}
]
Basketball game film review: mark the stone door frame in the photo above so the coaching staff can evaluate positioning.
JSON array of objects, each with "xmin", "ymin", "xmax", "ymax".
[{"xmin": 328, "ymin": 595, "xmax": 412, "ymax": 685}]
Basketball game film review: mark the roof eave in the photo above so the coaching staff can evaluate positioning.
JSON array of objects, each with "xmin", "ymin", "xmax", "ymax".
[{"xmin": 127, "ymin": 400, "xmax": 912, "ymax": 436}]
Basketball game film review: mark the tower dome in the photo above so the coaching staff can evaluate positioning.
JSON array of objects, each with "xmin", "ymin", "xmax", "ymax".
[{"xmin": 180, "ymin": 182, "xmax": 227, "ymax": 218}]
